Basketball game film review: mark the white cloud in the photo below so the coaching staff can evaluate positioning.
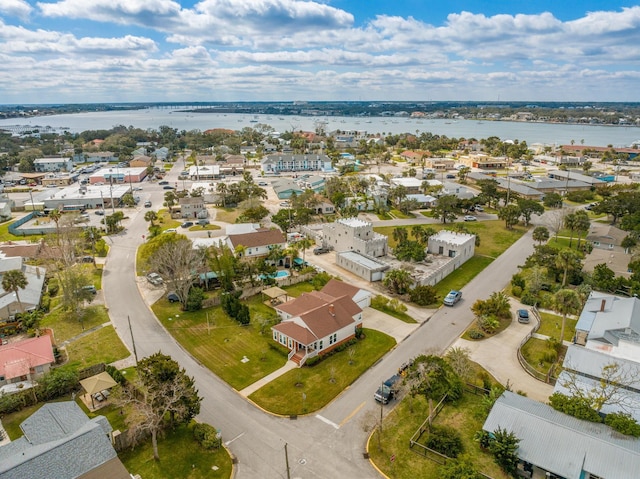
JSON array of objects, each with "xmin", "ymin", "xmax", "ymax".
[{"xmin": 0, "ymin": 0, "xmax": 32, "ymax": 20}]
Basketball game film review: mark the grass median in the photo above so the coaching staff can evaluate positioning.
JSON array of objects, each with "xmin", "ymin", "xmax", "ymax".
[{"xmin": 249, "ymin": 328, "xmax": 396, "ymax": 415}]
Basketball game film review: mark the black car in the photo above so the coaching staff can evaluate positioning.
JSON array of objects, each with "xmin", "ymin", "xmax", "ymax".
[
  {"xmin": 158, "ymin": 180, "xmax": 169, "ymax": 185},
  {"xmin": 313, "ymin": 246, "xmax": 330, "ymax": 255},
  {"xmin": 163, "ymin": 185, "xmax": 175, "ymax": 190},
  {"xmin": 374, "ymin": 375, "xmax": 401, "ymax": 404},
  {"xmin": 167, "ymin": 292, "xmax": 180, "ymax": 303},
  {"xmin": 181, "ymin": 221, "xmax": 194, "ymax": 228}
]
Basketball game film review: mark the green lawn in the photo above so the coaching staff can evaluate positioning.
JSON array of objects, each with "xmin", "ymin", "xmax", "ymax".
[
  {"xmin": 520, "ymin": 337, "xmax": 558, "ymax": 377},
  {"xmin": 119, "ymin": 422, "xmax": 233, "ymax": 479},
  {"xmin": 433, "ymin": 255, "xmax": 494, "ymax": 299},
  {"xmin": 538, "ymin": 311, "xmax": 577, "ymax": 342},
  {"xmin": 368, "ymin": 391, "xmax": 509, "ymax": 479},
  {"xmin": 65, "ymin": 325, "xmax": 130, "ymax": 368},
  {"xmin": 375, "ymin": 220, "xmax": 526, "ymax": 259},
  {"xmin": 42, "ymin": 305, "xmax": 111, "ymax": 342},
  {"xmin": 370, "ymin": 301, "xmax": 417, "ymax": 323},
  {"xmin": 249, "ymin": 329, "xmax": 396, "ymax": 415},
  {"xmin": 214, "ymin": 207, "xmax": 241, "ymax": 224},
  {"xmin": 153, "ymin": 296, "xmax": 287, "ymax": 390},
  {"xmin": 187, "ymin": 223, "xmax": 221, "ymax": 231}
]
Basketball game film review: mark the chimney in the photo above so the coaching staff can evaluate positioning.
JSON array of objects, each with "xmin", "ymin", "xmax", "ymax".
[
  {"xmin": 600, "ymin": 299, "xmax": 606, "ymax": 312},
  {"xmin": 328, "ymin": 304, "xmax": 335, "ymax": 316}
]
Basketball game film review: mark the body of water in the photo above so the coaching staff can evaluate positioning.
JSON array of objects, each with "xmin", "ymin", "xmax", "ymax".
[{"xmin": 1, "ymin": 108, "xmax": 639, "ymax": 148}]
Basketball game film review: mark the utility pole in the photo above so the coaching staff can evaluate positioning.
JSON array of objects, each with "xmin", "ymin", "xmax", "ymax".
[
  {"xmin": 127, "ymin": 315, "xmax": 138, "ymax": 365},
  {"xmin": 284, "ymin": 442, "xmax": 291, "ymax": 479}
]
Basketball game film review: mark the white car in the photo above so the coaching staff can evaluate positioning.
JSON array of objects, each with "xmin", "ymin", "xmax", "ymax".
[
  {"xmin": 464, "ymin": 215, "xmax": 477, "ymax": 221},
  {"xmin": 163, "ymin": 228, "xmax": 177, "ymax": 234}
]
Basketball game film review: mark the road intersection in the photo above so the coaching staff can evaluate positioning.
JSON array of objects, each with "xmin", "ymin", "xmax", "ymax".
[{"xmin": 102, "ymin": 164, "xmax": 540, "ymax": 478}]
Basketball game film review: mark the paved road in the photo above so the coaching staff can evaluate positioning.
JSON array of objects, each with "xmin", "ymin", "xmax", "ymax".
[{"xmin": 103, "ymin": 165, "xmax": 539, "ymax": 478}]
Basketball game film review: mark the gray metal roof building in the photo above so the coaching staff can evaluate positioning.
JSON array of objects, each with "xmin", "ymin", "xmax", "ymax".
[{"xmin": 484, "ymin": 391, "xmax": 640, "ymax": 479}]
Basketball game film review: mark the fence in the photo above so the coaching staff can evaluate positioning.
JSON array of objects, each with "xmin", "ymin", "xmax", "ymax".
[
  {"xmin": 408, "ymin": 394, "xmax": 448, "ymax": 463},
  {"xmin": 516, "ymin": 305, "xmax": 557, "ymax": 385}
]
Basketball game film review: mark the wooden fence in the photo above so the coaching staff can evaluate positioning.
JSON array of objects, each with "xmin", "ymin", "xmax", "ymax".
[{"xmin": 516, "ymin": 305, "xmax": 557, "ymax": 385}]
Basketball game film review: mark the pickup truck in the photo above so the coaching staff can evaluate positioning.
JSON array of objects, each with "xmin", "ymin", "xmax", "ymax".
[{"xmin": 374, "ymin": 374, "xmax": 401, "ymax": 404}]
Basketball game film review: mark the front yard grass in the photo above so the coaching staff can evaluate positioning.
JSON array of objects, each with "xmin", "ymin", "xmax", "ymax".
[
  {"xmin": 119, "ymin": 422, "xmax": 233, "ymax": 479},
  {"xmin": 368, "ymin": 391, "xmax": 508, "ymax": 479},
  {"xmin": 42, "ymin": 305, "xmax": 111, "ymax": 343},
  {"xmin": 214, "ymin": 207, "xmax": 241, "ymax": 224},
  {"xmin": 433, "ymin": 255, "xmax": 494, "ymax": 300},
  {"xmin": 153, "ymin": 296, "xmax": 287, "ymax": 391},
  {"xmin": 65, "ymin": 325, "xmax": 130, "ymax": 368},
  {"xmin": 249, "ymin": 329, "xmax": 395, "ymax": 415},
  {"xmin": 370, "ymin": 299, "xmax": 417, "ymax": 323}
]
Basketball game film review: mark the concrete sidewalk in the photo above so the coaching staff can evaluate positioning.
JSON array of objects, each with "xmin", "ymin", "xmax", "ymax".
[{"xmin": 238, "ymin": 361, "xmax": 298, "ymax": 397}]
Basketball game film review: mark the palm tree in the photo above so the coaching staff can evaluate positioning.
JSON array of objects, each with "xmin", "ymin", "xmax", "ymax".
[
  {"xmin": 532, "ymin": 226, "xmax": 550, "ymax": 245},
  {"xmin": 2, "ymin": 269, "xmax": 28, "ymax": 313},
  {"xmin": 144, "ymin": 210, "xmax": 158, "ymax": 227},
  {"xmin": 573, "ymin": 210, "xmax": 590, "ymax": 249},
  {"xmin": 553, "ymin": 289, "xmax": 581, "ymax": 344},
  {"xmin": 49, "ymin": 208, "xmax": 62, "ymax": 233},
  {"xmin": 564, "ymin": 213, "xmax": 578, "ymax": 248},
  {"xmin": 297, "ymin": 237, "xmax": 314, "ymax": 266},
  {"xmin": 555, "ymin": 249, "xmax": 582, "ymax": 287}
]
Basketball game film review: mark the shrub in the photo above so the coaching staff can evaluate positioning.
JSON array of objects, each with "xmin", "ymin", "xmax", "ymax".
[
  {"xmin": 511, "ymin": 273, "xmax": 525, "ymax": 290},
  {"xmin": 185, "ymin": 287, "xmax": 205, "ymax": 312},
  {"xmin": 105, "ymin": 365, "xmax": 126, "ymax": 385},
  {"xmin": 511, "ymin": 285, "xmax": 522, "ymax": 297},
  {"xmin": 489, "ymin": 427, "xmax": 520, "ymax": 476},
  {"xmin": 468, "ymin": 329, "xmax": 485, "ymax": 340},
  {"xmin": 520, "ymin": 290, "xmax": 538, "ymax": 306},
  {"xmin": 426, "ymin": 425, "xmax": 464, "ymax": 458},
  {"xmin": 439, "ymin": 458, "xmax": 483, "ymax": 479},
  {"xmin": 192, "ymin": 422, "xmax": 221, "ymax": 449},
  {"xmin": 47, "ymin": 278, "xmax": 59, "ymax": 296},
  {"xmin": 305, "ymin": 356, "xmax": 322, "ymax": 367},
  {"xmin": 605, "ymin": 412, "xmax": 640, "ymax": 437},
  {"xmin": 409, "ymin": 284, "xmax": 440, "ymax": 306}
]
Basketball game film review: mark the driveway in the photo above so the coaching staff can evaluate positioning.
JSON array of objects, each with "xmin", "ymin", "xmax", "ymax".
[
  {"xmin": 451, "ymin": 299, "xmax": 554, "ymax": 402},
  {"xmin": 362, "ymin": 307, "xmax": 420, "ymax": 343}
]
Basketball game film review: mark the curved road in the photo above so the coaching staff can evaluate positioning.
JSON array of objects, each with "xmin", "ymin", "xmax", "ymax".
[{"xmin": 103, "ymin": 167, "xmax": 537, "ymax": 478}]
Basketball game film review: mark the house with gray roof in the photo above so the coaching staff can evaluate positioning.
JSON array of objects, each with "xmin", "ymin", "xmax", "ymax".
[
  {"xmin": 0, "ymin": 401, "xmax": 130, "ymax": 479},
  {"xmin": 272, "ymin": 179, "xmax": 303, "ymax": 199},
  {"xmin": 484, "ymin": 391, "xmax": 640, "ymax": 479},
  {"xmin": 0, "ymin": 258, "xmax": 46, "ymax": 320}
]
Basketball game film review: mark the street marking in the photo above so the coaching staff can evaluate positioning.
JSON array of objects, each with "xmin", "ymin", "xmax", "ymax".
[
  {"xmin": 224, "ymin": 432, "xmax": 245, "ymax": 446},
  {"xmin": 315, "ymin": 414, "xmax": 340, "ymax": 429},
  {"xmin": 340, "ymin": 402, "xmax": 366, "ymax": 427}
]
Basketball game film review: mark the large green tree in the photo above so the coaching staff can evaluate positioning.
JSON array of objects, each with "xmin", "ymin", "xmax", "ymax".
[
  {"xmin": 119, "ymin": 352, "xmax": 201, "ymax": 461},
  {"xmin": 433, "ymin": 194, "xmax": 461, "ymax": 224}
]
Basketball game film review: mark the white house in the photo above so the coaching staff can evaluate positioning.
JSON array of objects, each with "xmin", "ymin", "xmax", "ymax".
[
  {"xmin": 34, "ymin": 158, "xmax": 74, "ymax": 173},
  {"xmin": 226, "ymin": 229, "xmax": 287, "ymax": 259},
  {"xmin": 322, "ymin": 218, "xmax": 388, "ymax": 258},
  {"xmin": 261, "ymin": 154, "xmax": 333, "ymax": 174},
  {"xmin": 272, "ymin": 280, "xmax": 364, "ymax": 366}
]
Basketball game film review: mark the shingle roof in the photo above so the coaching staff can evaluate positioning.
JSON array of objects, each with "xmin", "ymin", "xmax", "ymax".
[
  {"xmin": 318, "ymin": 278, "xmax": 360, "ymax": 300},
  {"xmin": 227, "ymin": 229, "xmax": 286, "ymax": 249},
  {"xmin": 484, "ymin": 391, "xmax": 640, "ymax": 479},
  {"xmin": 0, "ymin": 401, "xmax": 129, "ymax": 479}
]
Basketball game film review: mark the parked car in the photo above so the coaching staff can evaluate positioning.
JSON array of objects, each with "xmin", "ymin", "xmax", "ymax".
[
  {"xmin": 258, "ymin": 182, "xmax": 268, "ymax": 186},
  {"xmin": 146, "ymin": 273, "xmax": 163, "ymax": 285},
  {"xmin": 313, "ymin": 246, "xmax": 330, "ymax": 255},
  {"xmin": 443, "ymin": 290, "xmax": 462, "ymax": 306},
  {"xmin": 144, "ymin": 200, "xmax": 152, "ymax": 208},
  {"xmin": 197, "ymin": 219, "xmax": 210, "ymax": 226},
  {"xmin": 279, "ymin": 202, "xmax": 290, "ymax": 207},
  {"xmin": 446, "ymin": 174, "xmax": 456, "ymax": 179},
  {"xmin": 474, "ymin": 205, "xmax": 484, "ymax": 212},
  {"xmin": 517, "ymin": 309, "xmax": 530, "ymax": 324},
  {"xmin": 163, "ymin": 185, "xmax": 175, "ymax": 190},
  {"xmin": 181, "ymin": 221, "xmax": 194, "ymax": 228},
  {"xmin": 464, "ymin": 215, "xmax": 477, "ymax": 221},
  {"xmin": 95, "ymin": 209, "xmax": 105, "ymax": 215},
  {"xmin": 163, "ymin": 228, "xmax": 177, "ymax": 234},
  {"xmin": 158, "ymin": 180, "xmax": 169, "ymax": 185},
  {"xmin": 374, "ymin": 374, "xmax": 402, "ymax": 404},
  {"xmin": 82, "ymin": 285, "xmax": 97, "ymax": 294},
  {"xmin": 167, "ymin": 292, "xmax": 180, "ymax": 303}
]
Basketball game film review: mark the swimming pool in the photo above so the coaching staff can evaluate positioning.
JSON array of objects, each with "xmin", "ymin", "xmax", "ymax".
[{"xmin": 258, "ymin": 270, "xmax": 290, "ymax": 280}]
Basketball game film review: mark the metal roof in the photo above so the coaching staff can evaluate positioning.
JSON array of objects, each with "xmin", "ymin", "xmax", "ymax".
[{"xmin": 484, "ymin": 391, "xmax": 640, "ymax": 479}]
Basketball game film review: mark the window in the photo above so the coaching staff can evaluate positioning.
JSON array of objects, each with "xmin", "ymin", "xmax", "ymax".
[
  {"xmin": 319, "ymin": 340, "xmax": 323, "ymax": 350},
  {"xmin": 448, "ymin": 250, "xmax": 456, "ymax": 258}
]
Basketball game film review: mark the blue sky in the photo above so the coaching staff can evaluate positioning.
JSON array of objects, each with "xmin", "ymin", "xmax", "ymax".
[{"xmin": 1, "ymin": 0, "xmax": 639, "ymax": 103}]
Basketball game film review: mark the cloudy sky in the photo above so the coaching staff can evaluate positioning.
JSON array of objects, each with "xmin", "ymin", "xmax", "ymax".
[{"xmin": 1, "ymin": 0, "xmax": 639, "ymax": 103}]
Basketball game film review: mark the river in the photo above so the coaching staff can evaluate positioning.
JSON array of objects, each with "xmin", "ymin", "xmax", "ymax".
[{"xmin": 1, "ymin": 108, "xmax": 639, "ymax": 148}]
